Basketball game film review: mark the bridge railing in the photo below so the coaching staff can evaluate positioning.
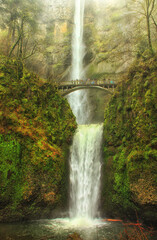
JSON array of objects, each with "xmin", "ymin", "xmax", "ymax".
[{"xmin": 58, "ymin": 79, "xmax": 116, "ymax": 86}]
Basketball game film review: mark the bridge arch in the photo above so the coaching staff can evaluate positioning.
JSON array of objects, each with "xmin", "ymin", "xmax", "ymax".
[{"xmin": 61, "ymin": 85, "xmax": 113, "ymax": 96}]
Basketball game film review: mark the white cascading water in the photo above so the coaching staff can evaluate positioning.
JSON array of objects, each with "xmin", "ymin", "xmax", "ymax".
[
  {"xmin": 68, "ymin": 0, "xmax": 91, "ymax": 125},
  {"xmin": 71, "ymin": 0, "xmax": 85, "ymax": 80},
  {"xmin": 68, "ymin": 0, "xmax": 103, "ymax": 220},
  {"xmin": 69, "ymin": 124, "xmax": 103, "ymax": 219}
]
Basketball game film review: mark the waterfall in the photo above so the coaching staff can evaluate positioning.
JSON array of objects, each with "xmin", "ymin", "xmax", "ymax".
[
  {"xmin": 69, "ymin": 124, "xmax": 103, "ymax": 219},
  {"xmin": 68, "ymin": 0, "xmax": 103, "ymax": 220},
  {"xmin": 68, "ymin": 0, "xmax": 90, "ymax": 125},
  {"xmin": 71, "ymin": 0, "xmax": 85, "ymax": 80}
]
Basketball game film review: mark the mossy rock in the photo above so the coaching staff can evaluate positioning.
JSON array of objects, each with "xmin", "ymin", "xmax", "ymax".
[
  {"xmin": 0, "ymin": 56, "xmax": 77, "ymax": 222},
  {"xmin": 102, "ymin": 55, "xmax": 157, "ymax": 225}
]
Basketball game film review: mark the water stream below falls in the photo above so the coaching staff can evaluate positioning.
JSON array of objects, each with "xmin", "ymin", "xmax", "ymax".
[{"xmin": 0, "ymin": 219, "xmax": 156, "ymax": 240}]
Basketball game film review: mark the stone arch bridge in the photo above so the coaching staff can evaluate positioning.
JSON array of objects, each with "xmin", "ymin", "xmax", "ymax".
[{"xmin": 57, "ymin": 80, "xmax": 117, "ymax": 96}]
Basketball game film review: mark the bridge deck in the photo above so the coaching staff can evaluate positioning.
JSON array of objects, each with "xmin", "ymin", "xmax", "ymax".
[
  {"xmin": 56, "ymin": 80, "xmax": 117, "ymax": 96},
  {"xmin": 57, "ymin": 80, "xmax": 116, "ymax": 90}
]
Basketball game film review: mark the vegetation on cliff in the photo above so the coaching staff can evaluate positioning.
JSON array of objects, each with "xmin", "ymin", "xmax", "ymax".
[
  {"xmin": 0, "ymin": 56, "xmax": 77, "ymax": 222},
  {"xmin": 103, "ymin": 54, "xmax": 157, "ymax": 224},
  {"xmin": 0, "ymin": 0, "xmax": 156, "ymax": 227}
]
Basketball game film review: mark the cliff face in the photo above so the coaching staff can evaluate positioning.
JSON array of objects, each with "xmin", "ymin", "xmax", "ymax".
[
  {"xmin": 25, "ymin": 0, "xmax": 156, "ymax": 83},
  {"xmin": 84, "ymin": 0, "xmax": 135, "ymax": 82},
  {"xmin": 102, "ymin": 54, "xmax": 157, "ymax": 225},
  {"xmin": 0, "ymin": 56, "xmax": 77, "ymax": 222},
  {"xmin": 0, "ymin": 0, "xmax": 156, "ymax": 82},
  {"xmin": 42, "ymin": 0, "xmax": 136, "ymax": 82}
]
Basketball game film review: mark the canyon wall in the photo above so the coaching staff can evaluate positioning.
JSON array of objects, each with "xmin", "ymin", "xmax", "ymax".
[{"xmin": 25, "ymin": 0, "xmax": 156, "ymax": 83}]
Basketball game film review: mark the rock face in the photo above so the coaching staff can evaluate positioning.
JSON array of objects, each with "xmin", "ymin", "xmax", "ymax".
[
  {"xmin": 25, "ymin": 0, "xmax": 73, "ymax": 81},
  {"xmin": 102, "ymin": 55, "xmax": 157, "ymax": 226},
  {"xmin": 26, "ymin": 0, "xmax": 137, "ymax": 82},
  {"xmin": 0, "ymin": 0, "xmax": 156, "ymax": 82},
  {"xmin": 26, "ymin": 0, "xmax": 156, "ymax": 83},
  {"xmin": 84, "ymin": 0, "xmax": 135, "ymax": 82},
  {"xmin": 84, "ymin": 88, "xmax": 112, "ymax": 123},
  {"xmin": 0, "ymin": 56, "xmax": 77, "ymax": 222}
]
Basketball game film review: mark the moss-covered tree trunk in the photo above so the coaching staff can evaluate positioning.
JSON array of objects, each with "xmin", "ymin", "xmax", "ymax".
[
  {"xmin": 145, "ymin": 0, "xmax": 155, "ymax": 53},
  {"xmin": 146, "ymin": 8, "xmax": 153, "ymax": 53}
]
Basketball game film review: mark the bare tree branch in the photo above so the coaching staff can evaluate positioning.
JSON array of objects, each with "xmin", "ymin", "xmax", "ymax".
[
  {"xmin": 149, "ymin": 0, "xmax": 156, "ymax": 16},
  {"xmin": 23, "ymin": 44, "xmax": 37, "ymax": 60},
  {"xmin": 151, "ymin": 15, "xmax": 157, "ymax": 29}
]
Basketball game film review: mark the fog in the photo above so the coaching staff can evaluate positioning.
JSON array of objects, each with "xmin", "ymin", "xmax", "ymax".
[
  {"xmin": 0, "ymin": 0, "xmax": 156, "ymax": 79},
  {"xmin": 44, "ymin": 0, "xmax": 127, "ymax": 9}
]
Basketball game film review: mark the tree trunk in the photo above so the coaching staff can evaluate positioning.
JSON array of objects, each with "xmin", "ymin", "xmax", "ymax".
[
  {"xmin": 146, "ymin": 0, "xmax": 155, "ymax": 54},
  {"xmin": 9, "ymin": 34, "xmax": 21, "ymax": 57},
  {"xmin": 19, "ymin": 18, "xmax": 24, "ymax": 59},
  {"xmin": 146, "ymin": 14, "xmax": 153, "ymax": 52}
]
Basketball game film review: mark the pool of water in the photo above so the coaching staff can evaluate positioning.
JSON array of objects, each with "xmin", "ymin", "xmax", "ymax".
[{"xmin": 0, "ymin": 218, "xmax": 156, "ymax": 240}]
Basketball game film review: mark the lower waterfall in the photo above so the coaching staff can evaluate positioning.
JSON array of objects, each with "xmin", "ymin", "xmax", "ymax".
[{"xmin": 69, "ymin": 123, "xmax": 103, "ymax": 219}]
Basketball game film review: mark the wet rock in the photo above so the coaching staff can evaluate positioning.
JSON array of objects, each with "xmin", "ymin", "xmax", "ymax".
[{"xmin": 66, "ymin": 233, "xmax": 83, "ymax": 240}]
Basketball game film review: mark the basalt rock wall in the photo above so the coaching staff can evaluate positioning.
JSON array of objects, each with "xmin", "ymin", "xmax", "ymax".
[{"xmin": 26, "ymin": 0, "xmax": 149, "ymax": 83}]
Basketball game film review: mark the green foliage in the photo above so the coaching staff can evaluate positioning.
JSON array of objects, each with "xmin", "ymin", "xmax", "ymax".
[
  {"xmin": 110, "ymin": 147, "xmax": 133, "ymax": 209},
  {"xmin": 0, "ymin": 0, "xmax": 43, "ymax": 60},
  {"xmin": 136, "ymin": 39, "xmax": 149, "ymax": 58},
  {"xmin": 0, "ymin": 135, "xmax": 23, "ymax": 206},
  {"xmin": 0, "ymin": 56, "xmax": 77, "ymax": 221},
  {"xmin": 103, "ymin": 55, "xmax": 157, "ymax": 217}
]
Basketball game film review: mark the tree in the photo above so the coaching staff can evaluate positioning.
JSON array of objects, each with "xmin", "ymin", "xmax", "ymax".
[
  {"xmin": 144, "ymin": 0, "xmax": 156, "ymax": 52},
  {"xmin": 0, "ymin": 0, "xmax": 43, "ymax": 60},
  {"xmin": 132, "ymin": 0, "xmax": 156, "ymax": 53}
]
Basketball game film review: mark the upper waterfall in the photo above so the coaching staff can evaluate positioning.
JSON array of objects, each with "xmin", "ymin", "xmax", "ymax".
[
  {"xmin": 71, "ymin": 0, "xmax": 85, "ymax": 80},
  {"xmin": 68, "ymin": 0, "xmax": 90, "ymax": 125}
]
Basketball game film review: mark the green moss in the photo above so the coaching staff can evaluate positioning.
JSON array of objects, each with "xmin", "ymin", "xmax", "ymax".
[
  {"xmin": 0, "ymin": 135, "xmax": 22, "ymax": 205},
  {"xmin": 0, "ymin": 56, "xmax": 77, "ymax": 221},
  {"xmin": 103, "ymin": 55, "xmax": 157, "ymax": 221}
]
